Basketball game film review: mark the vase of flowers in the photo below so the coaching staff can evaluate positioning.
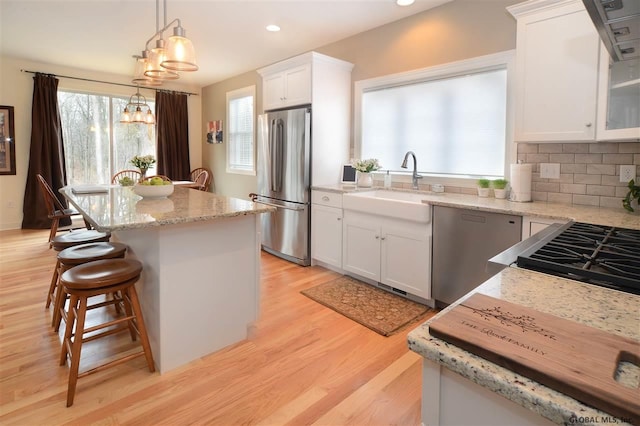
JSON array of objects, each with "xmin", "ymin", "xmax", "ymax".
[
  {"xmin": 352, "ymin": 158, "xmax": 381, "ymax": 188},
  {"xmin": 130, "ymin": 155, "xmax": 156, "ymax": 182}
]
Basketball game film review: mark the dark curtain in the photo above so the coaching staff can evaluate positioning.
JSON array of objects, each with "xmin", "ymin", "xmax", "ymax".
[
  {"xmin": 156, "ymin": 91, "xmax": 190, "ymax": 180},
  {"xmin": 21, "ymin": 73, "xmax": 70, "ymax": 229}
]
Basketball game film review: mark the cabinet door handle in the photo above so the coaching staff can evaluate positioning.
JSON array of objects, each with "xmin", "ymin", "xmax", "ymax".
[
  {"xmin": 375, "ymin": 235, "xmax": 380, "ymax": 239},
  {"xmin": 381, "ymin": 237, "xmax": 386, "ymax": 241},
  {"xmin": 585, "ymin": 123, "xmax": 592, "ymax": 128},
  {"xmin": 322, "ymin": 196, "xmax": 330, "ymax": 201},
  {"xmin": 337, "ymin": 217, "xmax": 341, "ymax": 221}
]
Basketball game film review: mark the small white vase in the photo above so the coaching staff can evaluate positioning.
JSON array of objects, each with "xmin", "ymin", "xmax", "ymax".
[
  {"xmin": 357, "ymin": 172, "xmax": 373, "ymax": 188},
  {"xmin": 494, "ymin": 188, "xmax": 507, "ymax": 199},
  {"xmin": 477, "ymin": 187, "xmax": 490, "ymax": 197}
]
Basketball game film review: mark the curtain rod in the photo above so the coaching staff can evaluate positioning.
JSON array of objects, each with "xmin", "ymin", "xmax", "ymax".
[{"xmin": 20, "ymin": 69, "xmax": 198, "ymax": 96}]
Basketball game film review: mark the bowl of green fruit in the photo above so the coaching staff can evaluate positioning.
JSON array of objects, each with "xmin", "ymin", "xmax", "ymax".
[{"xmin": 133, "ymin": 177, "xmax": 174, "ymax": 198}]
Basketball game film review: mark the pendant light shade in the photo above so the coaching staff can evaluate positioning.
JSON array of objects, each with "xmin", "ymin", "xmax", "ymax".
[
  {"xmin": 144, "ymin": 41, "xmax": 179, "ymax": 80},
  {"xmin": 160, "ymin": 25, "xmax": 198, "ymax": 71},
  {"xmin": 132, "ymin": 56, "xmax": 163, "ymax": 87}
]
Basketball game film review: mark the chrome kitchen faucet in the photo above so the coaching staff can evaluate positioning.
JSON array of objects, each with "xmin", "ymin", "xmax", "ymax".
[{"xmin": 401, "ymin": 151, "xmax": 423, "ymax": 190}]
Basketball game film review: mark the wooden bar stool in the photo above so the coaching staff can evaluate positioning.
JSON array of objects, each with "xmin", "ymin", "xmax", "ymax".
[
  {"xmin": 46, "ymin": 230, "xmax": 111, "ymax": 309},
  {"xmin": 51, "ymin": 242, "xmax": 128, "ymax": 331},
  {"xmin": 59, "ymin": 259, "xmax": 155, "ymax": 407}
]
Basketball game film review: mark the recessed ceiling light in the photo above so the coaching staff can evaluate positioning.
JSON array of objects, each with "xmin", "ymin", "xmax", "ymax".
[
  {"xmin": 266, "ymin": 24, "xmax": 281, "ymax": 32},
  {"xmin": 396, "ymin": 0, "xmax": 415, "ymax": 5}
]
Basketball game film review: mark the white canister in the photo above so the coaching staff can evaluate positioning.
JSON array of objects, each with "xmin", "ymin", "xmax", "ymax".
[{"xmin": 510, "ymin": 163, "xmax": 532, "ymax": 202}]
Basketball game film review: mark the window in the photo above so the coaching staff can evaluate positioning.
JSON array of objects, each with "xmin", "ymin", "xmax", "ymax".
[
  {"xmin": 58, "ymin": 91, "xmax": 156, "ymax": 185},
  {"xmin": 356, "ymin": 51, "xmax": 515, "ymax": 180},
  {"xmin": 226, "ymin": 86, "xmax": 255, "ymax": 175}
]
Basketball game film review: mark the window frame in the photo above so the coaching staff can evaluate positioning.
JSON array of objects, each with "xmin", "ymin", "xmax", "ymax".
[
  {"xmin": 354, "ymin": 50, "xmax": 516, "ymax": 185},
  {"xmin": 57, "ymin": 88, "xmax": 157, "ymax": 185},
  {"xmin": 225, "ymin": 85, "xmax": 256, "ymax": 175}
]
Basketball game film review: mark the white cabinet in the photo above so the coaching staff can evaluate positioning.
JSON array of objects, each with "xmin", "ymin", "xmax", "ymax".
[
  {"xmin": 509, "ymin": 0, "xmax": 600, "ymax": 142},
  {"xmin": 596, "ymin": 51, "xmax": 640, "ymax": 141},
  {"xmin": 258, "ymin": 52, "xmax": 354, "ymax": 186},
  {"xmin": 262, "ymin": 64, "xmax": 311, "ymax": 110},
  {"xmin": 311, "ymin": 191, "xmax": 343, "ymax": 269},
  {"xmin": 521, "ymin": 216, "xmax": 568, "ymax": 239},
  {"xmin": 342, "ymin": 210, "xmax": 431, "ymax": 299}
]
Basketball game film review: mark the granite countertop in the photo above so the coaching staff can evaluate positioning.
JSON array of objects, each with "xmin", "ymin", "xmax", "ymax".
[
  {"xmin": 61, "ymin": 185, "xmax": 274, "ymax": 232},
  {"xmin": 312, "ymin": 185, "xmax": 640, "ymax": 230},
  {"xmin": 407, "ymin": 267, "xmax": 640, "ymax": 425}
]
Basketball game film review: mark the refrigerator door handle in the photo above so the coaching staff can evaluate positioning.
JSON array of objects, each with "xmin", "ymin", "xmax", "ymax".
[
  {"xmin": 254, "ymin": 199, "xmax": 306, "ymax": 211},
  {"xmin": 270, "ymin": 118, "xmax": 284, "ymax": 192}
]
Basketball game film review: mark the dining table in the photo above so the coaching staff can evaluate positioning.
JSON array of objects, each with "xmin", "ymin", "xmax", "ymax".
[{"xmin": 60, "ymin": 184, "xmax": 274, "ymax": 373}]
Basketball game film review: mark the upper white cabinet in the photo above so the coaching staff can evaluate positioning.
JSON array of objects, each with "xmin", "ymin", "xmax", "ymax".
[
  {"xmin": 596, "ymin": 52, "xmax": 640, "ymax": 141},
  {"xmin": 258, "ymin": 52, "xmax": 354, "ymax": 186},
  {"xmin": 509, "ymin": 0, "xmax": 600, "ymax": 142},
  {"xmin": 261, "ymin": 64, "xmax": 311, "ymax": 110}
]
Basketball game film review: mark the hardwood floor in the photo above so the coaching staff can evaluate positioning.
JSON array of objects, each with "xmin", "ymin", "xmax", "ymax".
[{"xmin": 0, "ymin": 229, "xmax": 435, "ymax": 425}]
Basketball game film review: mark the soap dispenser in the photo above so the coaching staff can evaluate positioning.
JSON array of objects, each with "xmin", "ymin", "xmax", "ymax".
[{"xmin": 384, "ymin": 170, "xmax": 392, "ymax": 188}]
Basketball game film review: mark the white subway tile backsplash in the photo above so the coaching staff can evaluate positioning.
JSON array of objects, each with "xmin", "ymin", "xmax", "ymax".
[
  {"xmin": 561, "ymin": 163, "xmax": 586, "ymax": 174},
  {"xmin": 562, "ymin": 143, "xmax": 589, "ymax": 153},
  {"xmin": 586, "ymin": 164, "xmax": 616, "ymax": 175},
  {"xmin": 586, "ymin": 185, "xmax": 615, "ymax": 196},
  {"xmin": 574, "ymin": 174, "xmax": 601, "ymax": 184},
  {"xmin": 574, "ymin": 153, "xmax": 603, "ymax": 164},
  {"xmin": 572, "ymin": 194, "xmax": 600, "ymax": 206},
  {"xmin": 517, "ymin": 142, "xmax": 639, "ymax": 210},
  {"xmin": 588, "ymin": 143, "xmax": 618, "ymax": 153},
  {"xmin": 560, "ymin": 183, "xmax": 586, "ymax": 194},
  {"xmin": 549, "ymin": 153, "xmax": 575, "ymax": 163},
  {"xmin": 603, "ymin": 153, "xmax": 634, "ymax": 164}
]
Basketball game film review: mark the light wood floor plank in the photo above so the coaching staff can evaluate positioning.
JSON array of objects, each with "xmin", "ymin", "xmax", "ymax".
[{"xmin": 0, "ymin": 228, "xmax": 435, "ymax": 425}]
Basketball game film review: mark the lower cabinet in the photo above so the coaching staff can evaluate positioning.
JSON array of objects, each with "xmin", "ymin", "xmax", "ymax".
[
  {"xmin": 342, "ymin": 210, "xmax": 431, "ymax": 299},
  {"xmin": 311, "ymin": 191, "xmax": 343, "ymax": 269}
]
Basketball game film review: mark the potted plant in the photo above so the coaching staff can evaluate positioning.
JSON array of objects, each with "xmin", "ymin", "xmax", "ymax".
[
  {"xmin": 622, "ymin": 179, "xmax": 639, "ymax": 213},
  {"xmin": 477, "ymin": 178, "xmax": 490, "ymax": 197},
  {"xmin": 352, "ymin": 158, "xmax": 381, "ymax": 188},
  {"xmin": 492, "ymin": 178, "xmax": 509, "ymax": 199}
]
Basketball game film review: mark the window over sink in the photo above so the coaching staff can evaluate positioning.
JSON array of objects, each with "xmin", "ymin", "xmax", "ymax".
[{"xmin": 355, "ymin": 51, "xmax": 515, "ymax": 181}]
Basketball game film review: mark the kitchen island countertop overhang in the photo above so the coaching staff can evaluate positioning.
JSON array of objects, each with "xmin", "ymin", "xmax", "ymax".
[{"xmin": 60, "ymin": 185, "xmax": 275, "ymax": 373}]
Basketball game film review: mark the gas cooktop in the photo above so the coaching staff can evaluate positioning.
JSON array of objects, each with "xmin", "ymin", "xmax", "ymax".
[{"xmin": 516, "ymin": 222, "xmax": 640, "ymax": 295}]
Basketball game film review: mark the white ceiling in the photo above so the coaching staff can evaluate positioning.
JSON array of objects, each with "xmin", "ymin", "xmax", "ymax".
[{"xmin": 0, "ymin": 0, "xmax": 452, "ymax": 88}]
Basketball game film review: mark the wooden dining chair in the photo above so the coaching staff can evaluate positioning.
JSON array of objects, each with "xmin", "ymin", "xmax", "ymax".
[
  {"xmin": 141, "ymin": 175, "xmax": 171, "ymax": 182},
  {"xmin": 111, "ymin": 170, "xmax": 142, "ymax": 184},
  {"xmin": 36, "ymin": 174, "xmax": 90, "ymax": 246},
  {"xmin": 190, "ymin": 167, "xmax": 213, "ymax": 192},
  {"xmin": 193, "ymin": 170, "xmax": 210, "ymax": 191}
]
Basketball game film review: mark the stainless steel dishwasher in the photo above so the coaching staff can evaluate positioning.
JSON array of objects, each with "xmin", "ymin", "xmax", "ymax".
[{"xmin": 432, "ymin": 205, "xmax": 522, "ymax": 307}]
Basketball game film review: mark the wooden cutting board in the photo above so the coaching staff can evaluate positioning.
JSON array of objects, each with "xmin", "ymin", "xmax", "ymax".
[{"xmin": 429, "ymin": 293, "xmax": 640, "ymax": 424}]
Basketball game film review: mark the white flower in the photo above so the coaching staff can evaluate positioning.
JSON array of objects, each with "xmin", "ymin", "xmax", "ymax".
[
  {"xmin": 352, "ymin": 158, "xmax": 382, "ymax": 173},
  {"xmin": 131, "ymin": 155, "xmax": 156, "ymax": 169}
]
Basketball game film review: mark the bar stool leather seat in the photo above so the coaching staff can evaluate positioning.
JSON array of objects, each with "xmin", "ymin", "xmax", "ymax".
[
  {"xmin": 46, "ymin": 230, "xmax": 111, "ymax": 310},
  {"xmin": 51, "ymin": 242, "xmax": 128, "ymax": 331},
  {"xmin": 59, "ymin": 259, "xmax": 155, "ymax": 407}
]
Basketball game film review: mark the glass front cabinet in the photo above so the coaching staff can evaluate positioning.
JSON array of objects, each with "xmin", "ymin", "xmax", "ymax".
[{"xmin": 597, "ymin": 49, "xmax": 640, "ymax": 141}]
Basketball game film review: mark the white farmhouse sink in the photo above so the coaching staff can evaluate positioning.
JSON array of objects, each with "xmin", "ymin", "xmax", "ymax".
[{"xmin": 342, "ymin": 190, "xmax": 430, "ymax": 223}]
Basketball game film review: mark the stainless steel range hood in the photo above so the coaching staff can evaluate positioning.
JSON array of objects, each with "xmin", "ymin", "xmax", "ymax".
[{"xmin": 582, "ymin": 0, "xmax": 640, "ymax": 61}]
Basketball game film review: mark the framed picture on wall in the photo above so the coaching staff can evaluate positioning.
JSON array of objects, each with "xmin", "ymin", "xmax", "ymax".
[{"xmin": 0, "ymin": 105, "xmax": 16, "ymax": 175}]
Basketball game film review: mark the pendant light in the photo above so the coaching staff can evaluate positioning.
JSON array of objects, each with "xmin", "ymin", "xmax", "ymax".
[
  {"xmin": 135, "ymin": 0, "xmax": 197, "ymax": 85},
  {"xmin": 131, "ymin": 56, "xmax": 163, "ymax": 87},
  {"xmin": 161, "ymin": 23, "xmax": 198, "ymax": 71},
  {"xmin": 120, "ymin": 88, "xmax": 155, "ymax": 124}
]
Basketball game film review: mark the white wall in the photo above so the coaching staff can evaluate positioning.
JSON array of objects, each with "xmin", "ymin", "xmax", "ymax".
[{"xmin": 0, "ymin": 55, "xmax": 202, "ymax": 230}]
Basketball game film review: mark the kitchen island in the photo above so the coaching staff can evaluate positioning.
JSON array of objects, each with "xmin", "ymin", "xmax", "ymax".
[
  {"xmin": 61, "ymin": 185, "xmax": 274, "ymax": 373},
  {"xmin": 408, "ymin": 266, "xmax": 640, "ymax": 425}
]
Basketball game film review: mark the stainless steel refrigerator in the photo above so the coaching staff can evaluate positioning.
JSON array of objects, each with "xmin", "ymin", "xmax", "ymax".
[{"xmin": 254, "ymin": 106, "xmax": 311, "ymax": 266}]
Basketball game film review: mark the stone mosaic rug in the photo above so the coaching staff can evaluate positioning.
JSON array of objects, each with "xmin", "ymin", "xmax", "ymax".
[{"xmin": 301, "ymin": 275, "xmax": 434, "ymax": 336}]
